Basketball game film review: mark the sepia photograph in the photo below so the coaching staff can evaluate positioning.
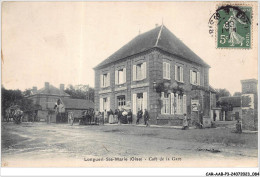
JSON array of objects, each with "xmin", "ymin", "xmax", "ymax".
[{"xmin": 1, "ymin": 1, "xmax": 259, "ymax": 175}]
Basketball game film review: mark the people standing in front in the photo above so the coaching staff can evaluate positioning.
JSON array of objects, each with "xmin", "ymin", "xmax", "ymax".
[
  {"xmin": 108, "ymin": 109, "xmax": 114, "ymax": 124},
  {"xmin": 182, "ymin": 113, "xmax": 189, "ymax": 130},
  {"xmin": 143, "ymin": 109, "xmax": 150, "ymax": 127},
  {"xmin": 136, "ymin": 108, "xmax": 143, "ymax": 125},
  {"xmin": 122, "ymin": 109, "xmax": 128, "ymax": 124},
  {"xmin": 114, "ymin": 109, "xmax": 119, "ymax": 123},
  {"xmin": 104, "ymin": 110, "xmax": 108, "ymax": 124},
  {"xmin": 127, "ymin": 109, "xmax": 133, "ymax": 124},
  {"xmin": 118, "ymin": 108, "xmax": 122, "ymax": 125}
]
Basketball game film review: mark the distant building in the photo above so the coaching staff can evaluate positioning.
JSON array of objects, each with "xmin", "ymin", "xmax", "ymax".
[
  {"xmin": 217, "ymin": 78, "xmax": 258, "ymax": 130},
  {"xmin": 241, "ymin": 79, "xmax": 258, "ymax": 130},
  {"xmin": 219, "ymin": 96, "xmax": 242, "ymax": 121},
  {"xmin": 27, "ymin": 82, "xmax": 94, "ymax": 122},
  {"xmin": 60, "ymin": 97, "xmax": 94, "ymax": 119},
  {"xmin": 94, "ymin": 25, "xmax": 216, "ymax": 125}
]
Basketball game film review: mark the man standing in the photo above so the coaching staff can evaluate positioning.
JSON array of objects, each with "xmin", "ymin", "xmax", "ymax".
[
  {"xmin": 127, "ymin": 109, "xmax": 133, "ymax": 124},
  {"xmin": 136, "ymin": 108, "xmax": 143, "ymax": 125},
  {"xmin": 143, "ymin": 109, "xmax": 150, "ymax": 127}
]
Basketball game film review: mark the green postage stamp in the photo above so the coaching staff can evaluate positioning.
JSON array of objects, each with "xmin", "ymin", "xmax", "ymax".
[{"xmin": 213, "ymin": 5, "xmax": 252, "ymax": 48}]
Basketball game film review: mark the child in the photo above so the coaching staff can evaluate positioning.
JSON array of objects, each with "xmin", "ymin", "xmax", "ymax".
[{"xmin": 182, "ymin": 114, "xmax": 189, "ymax": 130}]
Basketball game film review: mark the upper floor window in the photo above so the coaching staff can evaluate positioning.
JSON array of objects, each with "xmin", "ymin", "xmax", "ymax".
[
  {"xmin": 175, "ymin": 65, "xmax": 183, "ymax": 82},
  {"xmin": 115, "ymin": 68, "xmax": 126, "ymax": 85},
  {"xmin": 163, "ymin": 62, "xmax": 170, "ymax": 80},
  {"xmin": 100, "ymin": 72, "xmax": 110, "ymax": 88},
  {"xmin": 190, "ymin": 70, "xmax": 200, "ymax": 85},
  {"xmin": 133, "ymin": 62, "xmax": 146, "ymax": 81}
]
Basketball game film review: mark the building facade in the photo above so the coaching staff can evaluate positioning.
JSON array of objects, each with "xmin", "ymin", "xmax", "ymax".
[
  {"xmin": 27, "ymin": 82, "xmax": 71, "ymax": 121},
  {"xmin": 241, "ymin": 79, "xmax": 258, "ymax": 130},
  {"xmin": 94, "ymin": 25, "xmax": 216, "ymax": 125}
]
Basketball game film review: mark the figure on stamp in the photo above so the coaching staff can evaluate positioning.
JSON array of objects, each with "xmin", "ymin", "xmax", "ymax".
[{"xmin": 225, "ymin": 11, "xmax": 247, "ymax": 46}]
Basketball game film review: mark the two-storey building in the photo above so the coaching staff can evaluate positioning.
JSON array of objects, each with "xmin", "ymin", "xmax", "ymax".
[{"xmin": 94, "ymin": 25, "xmax": 216, "ymax": 125}]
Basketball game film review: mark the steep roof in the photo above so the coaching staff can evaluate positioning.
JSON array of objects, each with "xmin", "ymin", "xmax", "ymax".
[
  {"xmin": 219, "ymin": 96, "xmax": 241, "ymax": 107},
  {"xmin": 31, "ymin": 85, "xmax": 70, "ymax": 97},
  {"xmin": 94, "ymin": 25, "xmax": 209, "ymax": 69},
  {"xmin": 61, "ymin": 98, "xmax": 94, "ymax": 110}
]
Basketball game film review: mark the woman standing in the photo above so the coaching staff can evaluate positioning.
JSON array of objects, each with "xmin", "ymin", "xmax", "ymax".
[
  {"xmin": 108, "ymin": 109, "xmax": 114, "ymax": 124},
  {"xmin": 114, "ymin": 109, "xmax": 119, "ymax": 123}
]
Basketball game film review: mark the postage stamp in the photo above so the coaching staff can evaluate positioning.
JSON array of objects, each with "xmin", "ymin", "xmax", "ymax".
[{"xmin": 215, "ymin": 5, "xmax": 252, "ymax": 48}]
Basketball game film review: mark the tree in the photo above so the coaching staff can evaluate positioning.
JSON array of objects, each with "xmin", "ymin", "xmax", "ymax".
[
  {"xmin": 233, "ymin": 92, "xmax": 242, "ymax": 97},
  {"xmin": 64, "ymin": 84, "xmax": 94, "ymax": 102},
  {"xmin": 215, "ymin": 88, "xmax": 231, "ymax": 101},
  {"xmin": 1, "ymin": 86, "xmax": 35, "ymax": 116}
]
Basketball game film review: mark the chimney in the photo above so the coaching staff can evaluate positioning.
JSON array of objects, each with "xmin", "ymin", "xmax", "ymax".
[
  {"xmin": 60, "ymin": 84, "xmax": 65, "ymax": 91},
  {"xmin": 155, "ymin": 23, "xmax": 159, "ymax": 28},
  {"xmin": 32, "ymin": 86, "xmax": 37, "ymax": 93},
  {"xmin": 45, "ymin": 82, "xmax": 49, "ymax": 90}
]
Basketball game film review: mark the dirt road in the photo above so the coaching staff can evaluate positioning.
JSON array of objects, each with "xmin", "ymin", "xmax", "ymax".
[{"xmin": 1, "ymin": 122, "xmax": 258, "ymax": 167}]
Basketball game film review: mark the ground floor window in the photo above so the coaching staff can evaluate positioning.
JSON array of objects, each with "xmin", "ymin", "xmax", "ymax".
[
  {"xmin": 117, "ymin": 95, "xmax": 126, "ymax": 110},
  {"xmin": 161, "ymin": 93, "xmax": 186, "ymax": 115},
  {"xmin": 100, "ymin": 96, "xmax": 110, "ymax": 112},
  {"xmin": 161, "ymin": 93, "xmax": 170, "ymax": 114},
  {"xmin": 137, "ymin": 93, "xmax": 143, "ymax": 111},
  {"xmin": 132, "ymin": 92, "xmax": 147, "ymax": 114}
]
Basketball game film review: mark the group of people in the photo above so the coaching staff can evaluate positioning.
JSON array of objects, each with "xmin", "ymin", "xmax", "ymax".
[{"xmin": 96, "ymin": 108, "xmax": 150, "ymax": 127}]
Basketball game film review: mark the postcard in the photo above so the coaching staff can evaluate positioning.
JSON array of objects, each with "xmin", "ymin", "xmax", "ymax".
[{"xmin": 1, "ymin": 1, "xmax": 258, "ymax": 171}]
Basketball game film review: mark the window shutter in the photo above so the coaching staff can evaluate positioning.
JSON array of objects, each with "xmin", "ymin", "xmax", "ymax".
[
  {"xmin": 123, "ymin": 68, "xmax": 126, "ymax": 83},
  {"xmin": 171, "ymin": 93, "xmax": 174, "ymax": 114},
  {"xmin": 175, "ymin": 65, "xmax": 178, "ymax": 80},
  {"xmin": 107, "ymin": 73, "xmax": 110, "ymax": 86},
  {"xmin": 161, "ymin": 92, "xmax": 164, "ymax": 114},
  {"xmin": 176, "ymin": 94, "xmax": 179, "ymax": 114},
  {"xmin": 197, "ymin": 72, "xmax": 200, "ymax": 85},
  {"xmin": 143, "ymin": 92, "xmax": 147, "ymax": 111},
  {"xmin": 180, "ymin": 67, "xmax": 183, "ymax": 82},
  {"xmin": 190, "ymin": 70, "xmax": 192, "ymax": 84},
  {"xmin": 133, "ymin": 65, "xmax": 136, "ymax": 81},
  {"xmin": 100, "ymin": 98, "xmax": 103, "ymax": 112},
  {"xmin": 163, "ymin": 62, "xmax": 166, "ymax": 79},
  {"xmin": 115, "ymin": 70, "xmax": 118, "ymax": 85},
  {"xmin": 167, "ymin": 63, "xmax": 170, "ymax": 79},
  {"xmin": 100, "ymin": 74, "xmax": 103, "ymax": 88},
  {"xmin": 183, "ymin": 95, "xmax": 187, "ymax": 114},
  {"xmin": 107, "ymin": 97, "xmax": 110, "ymax": 111},
  {"xmin": 142, "ymin": 62, "xmax": 147, "ymax": 79},
  {"xmin": 132, "ymin": 93, "xmax": 137, "ymax": 115}
]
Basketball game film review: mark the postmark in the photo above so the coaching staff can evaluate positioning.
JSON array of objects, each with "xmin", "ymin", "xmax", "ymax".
[{"xmin": 208, "ymin": 5, "xmax": 252, "ymax": 49}]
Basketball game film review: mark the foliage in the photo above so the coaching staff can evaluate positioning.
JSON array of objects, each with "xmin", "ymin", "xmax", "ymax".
[
  {"xmin": 155, "ymin": 82, "xmax": 185, "ymax": 96},
  {"xmin": 241, "ymin": 95, "xmax": 251, "ymax": 107},
  {"xmin": 218, "ymin": 101, "xmax": 233, "ymax": 112},
  {"xmin": 155, "ymin": 82, "xmax": 168, "ymax": 93},
  {"xmin": 64, "ymin": 84, "xmax": 94, "ymax": 102},
  {"xmin": 215, "ymin": 88, "xmax": 231, "ymax": 101},
  {"xmin": 1, "ymin": 87, "xmax": 36, "ymax": 115}
]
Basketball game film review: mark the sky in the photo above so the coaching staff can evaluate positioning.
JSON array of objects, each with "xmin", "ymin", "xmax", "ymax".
[{"xmin": 1, "ymin": 2, "xmax": 258, "ymax": 95}]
